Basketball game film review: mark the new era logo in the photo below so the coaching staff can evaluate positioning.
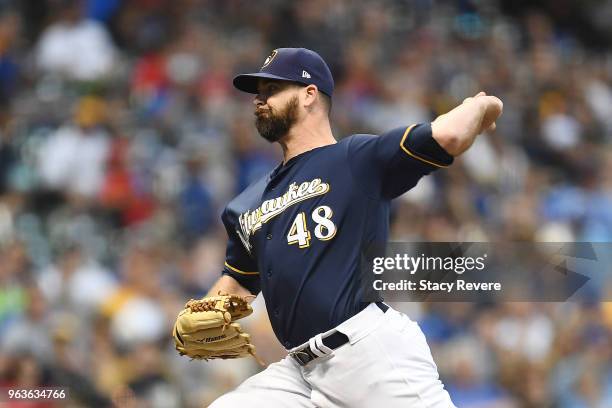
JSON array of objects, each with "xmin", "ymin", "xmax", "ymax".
[{"xmin": 302, "ymin": 70, "xmax": 311, "ymax": 78}]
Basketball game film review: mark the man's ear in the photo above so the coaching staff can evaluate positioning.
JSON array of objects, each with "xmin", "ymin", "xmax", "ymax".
[{"xmin": 303, "ymin": 85, "xmax": 318, "ymax": 108}]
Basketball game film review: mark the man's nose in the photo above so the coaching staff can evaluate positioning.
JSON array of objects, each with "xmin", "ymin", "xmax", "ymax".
[{"xmin": 253, "ymin": 96, "xmax": 265, "ymax": 107}]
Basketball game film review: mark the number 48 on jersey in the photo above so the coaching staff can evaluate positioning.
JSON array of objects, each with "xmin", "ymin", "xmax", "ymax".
[{"xmin": 287, "ymin": 205, "xmax": 336, "ymax": 248}]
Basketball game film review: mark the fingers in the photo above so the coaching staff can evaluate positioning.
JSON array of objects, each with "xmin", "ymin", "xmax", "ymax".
[
  {"xmin": 491, "ymin": 96, "xmax": 503, "ymax": 112},
  {"xmin": 463, "ymin": 91, "xmax": 487, "ymax": 104},
  {"xmin": 486, "ymin": 96, "xmax": 504, "ymax": 119},
  {"xmin": 461, "ymin": 93, "xmax": 503, "ymax": 134}
]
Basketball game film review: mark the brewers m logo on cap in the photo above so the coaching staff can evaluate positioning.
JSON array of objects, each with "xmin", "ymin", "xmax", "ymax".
[{"xmin": 261, "ymin": 49, "xmax": 278, "ymax": 69}]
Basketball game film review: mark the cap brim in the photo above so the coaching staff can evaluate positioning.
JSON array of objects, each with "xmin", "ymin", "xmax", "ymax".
[{"xmin": 233, "ymin": 72, "xmax": 295, "ymax": 94}]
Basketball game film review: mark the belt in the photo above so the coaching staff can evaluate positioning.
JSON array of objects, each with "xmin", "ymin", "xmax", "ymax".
[{"xmin": 290, "ymin": 302, "xmax": 389, "ymax": 366}]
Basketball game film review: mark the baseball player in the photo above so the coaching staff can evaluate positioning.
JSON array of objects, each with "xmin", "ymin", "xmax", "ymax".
[{"xmin": 173, "ymin": 48, "xmax": 503, "ymax": 407}]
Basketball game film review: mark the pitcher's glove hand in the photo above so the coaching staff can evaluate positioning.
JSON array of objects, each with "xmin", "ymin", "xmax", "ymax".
[{"xmin": 173, "ymin": 294, "xmax": 263, "ymax": 365}]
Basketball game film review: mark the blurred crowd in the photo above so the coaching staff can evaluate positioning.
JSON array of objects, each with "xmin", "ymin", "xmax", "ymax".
[{"xmin": 0, "ymin": 0, "xmax": 611, "ymax": 406}]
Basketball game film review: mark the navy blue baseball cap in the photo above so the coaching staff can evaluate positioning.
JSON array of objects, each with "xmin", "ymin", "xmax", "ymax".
[{"xmin": 233, "ymin": 48, "xmax": 334, "ymax": 97}]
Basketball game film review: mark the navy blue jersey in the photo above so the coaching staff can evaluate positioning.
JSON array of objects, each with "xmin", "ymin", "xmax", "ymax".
[{"xmin": 221, "ymin": 123, "xmax": 453, "ymax": 348}]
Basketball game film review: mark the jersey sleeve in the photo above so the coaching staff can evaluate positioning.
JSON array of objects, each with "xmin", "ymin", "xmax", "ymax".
[
  {"xmin": 220, "ymin": 208, "xmax": 261, "ymax": 295},
  {"xmin": 347, "ymin": 123, "xmax": 454, "ymax": 199}
]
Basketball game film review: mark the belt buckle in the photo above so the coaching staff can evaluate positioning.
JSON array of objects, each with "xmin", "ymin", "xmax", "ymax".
[{"xmin": 290, "ymin": 349, "xmax": 313, "ymax": 366}]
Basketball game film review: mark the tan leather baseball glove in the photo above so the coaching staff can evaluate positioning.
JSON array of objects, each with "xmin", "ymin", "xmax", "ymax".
[{"xmin": 173, "ymin": 294, "xmax": 263, "ymax": 365}]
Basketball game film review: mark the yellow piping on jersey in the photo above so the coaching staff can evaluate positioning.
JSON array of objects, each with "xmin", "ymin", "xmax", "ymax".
[
  {"xmin": 224, "ymin": 262, "xmax": 259, "ymax": 275},
  {"xmin": 400, "ymin": 125, "xmax": 449, "ymax": 168}
]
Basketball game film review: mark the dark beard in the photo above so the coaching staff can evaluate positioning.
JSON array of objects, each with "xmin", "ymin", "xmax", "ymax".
[{"xmin": 255, "ymin": 96, "xmax": 299, "ymax": 143}]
